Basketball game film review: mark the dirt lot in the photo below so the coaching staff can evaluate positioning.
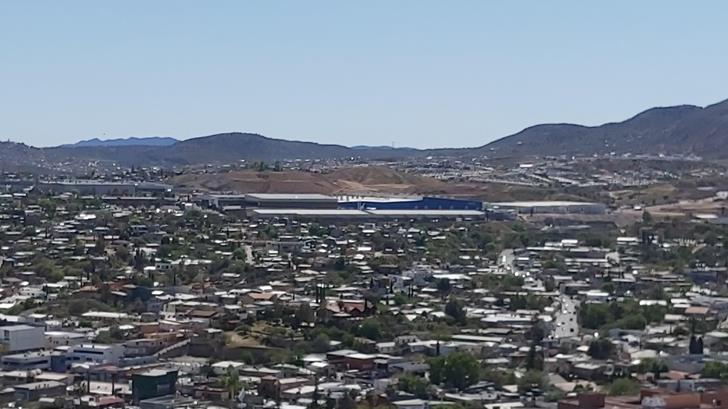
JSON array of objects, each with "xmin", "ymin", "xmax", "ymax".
[
  {"xmin": 646, "ymin": 197, "xmax": 727, "ymax": 217},
  {"xmin": 168, "ymin": 166, "xmax": 595, "ymax": 202}
]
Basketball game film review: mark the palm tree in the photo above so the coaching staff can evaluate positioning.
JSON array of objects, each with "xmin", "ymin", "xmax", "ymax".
[{"xmin": 222, "ymin": 367, "xmax": 242, "ymax": 401}]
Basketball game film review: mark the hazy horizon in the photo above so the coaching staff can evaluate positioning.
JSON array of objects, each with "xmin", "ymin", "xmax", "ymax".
[{"xmin": 2, "ymin": 1, "xmax": 728, "ymax": 148}]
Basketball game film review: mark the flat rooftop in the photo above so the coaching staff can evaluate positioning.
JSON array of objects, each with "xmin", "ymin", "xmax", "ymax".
[
  {"xmin": 337, "ymin": 195, "xmax": 423, "ymax": 203},
  {"xmin": 366, "ymin": 209, "xmax": 484, "ymax": 216},
  {"xmin": 492, "ymin": 201, "xmax": 603, "ymax": 207},
  {"xmin": 3, "ymin": 350, "xmax": 53, "ymax": 359},
  {"xmin": 137, "ymin": 368, "xmax": 176, "ymax": 377},
  {"xmin": 207, "ymin": 194, "xmax": 247, "ymax": 199},
  {"xmin": 253, "ymin": 209, "xmax": 368, "ymax": 216},
  {"xmin": 81, "ymin": 311, "xmax": 130, "ymax": 319},
  {"xmin": 0, "ymin": 324, "xmax": 37, "ymax": 331},
  {"xmin": 251, "ymin": 209, "xmax": 484, "ymax": 218},
  {"xmin": 246, "ymin": 193, "xmax": 336, "ymax": 201}
]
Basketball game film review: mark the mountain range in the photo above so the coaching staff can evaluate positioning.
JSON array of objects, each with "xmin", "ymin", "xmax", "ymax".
[
  {"xmin": 4, "ymin": 98, "xmax": 728, "ymax": 170},
  {"xmin": 479, "ymin": 100, "xmax": 728, "ymax": 158},
  {"xmin": 61, "ymin": 136, "xmax": 179, "ymax": 148}
]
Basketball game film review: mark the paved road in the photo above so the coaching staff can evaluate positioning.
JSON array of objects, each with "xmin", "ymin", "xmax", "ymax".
[
  {"xmin": 498, "ymin": 249, "xmax": 515, "ymax": 272},
  {"xmin": 553, "ymin": 295, "xmax": 579, "ymax": 339}
]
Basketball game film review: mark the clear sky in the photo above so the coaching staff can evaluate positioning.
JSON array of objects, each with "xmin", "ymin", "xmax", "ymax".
[{"xmin": 1, "ymin": 1, "xmax": 727, "ymax": 148}]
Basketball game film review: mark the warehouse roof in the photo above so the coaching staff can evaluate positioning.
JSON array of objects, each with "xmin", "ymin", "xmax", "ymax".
[
  {"xmin": 252, "ymin": 209, "xmax": 368, "ymax": 216},
  {"xmin": 252, "ymin": 209, "xmax": 484, "ymax": 218},
  {"xmin": 337, "ymin": 195, "xmax": 423, "ymax": 203},
  {"xmin": 366, "ymin": 209, "xmax": 484, "ymax": 217},
  {"xmin": 246, "ymin": 193, "xmax": 336, "ymax": 201},
  {"xmin": 492, "ymin": 201, "xmax": 602, "ymax": 207}
]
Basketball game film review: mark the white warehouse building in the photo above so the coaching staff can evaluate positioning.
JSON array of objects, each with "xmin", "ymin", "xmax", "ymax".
[
  {"xmin": 490, "ymin": 201, "xmax": 607, "ymax": 215},
  {"xmin": 0, "ymin": 325, "xmax": 45, "ymax": 353},
  {"xmin": 65, "ymin": 343, "xmax": 124, "ymax": 365}
]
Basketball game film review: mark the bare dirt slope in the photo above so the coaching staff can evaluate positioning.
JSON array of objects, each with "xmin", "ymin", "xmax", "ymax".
[
  {"xmin": 169, "ymin": 166, "xmax": 597, "ymax": 202},
  {"xmin": 171, "ymin": 170, "xmax": 341, "ymax": 194},
  {"xmin": 170, "ymin": 166, "xmax": 449, "ymax": 195}
]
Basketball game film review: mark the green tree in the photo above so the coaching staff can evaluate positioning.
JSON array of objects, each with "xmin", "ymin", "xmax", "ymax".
[
  {"xmin": 602, "ymin": 282, "xmax": 616, "ymax": 294},
  {"xmin": 338, "ymin": 394, "xmax": 356, "ymax": 409},
  {"xmin": 579, "ymin": 303, "xmax": 611, "ymax": 329},
  {"xmin": 311, "ymin": 333, "xmax": 331, "ymax": 353},
  {"xmin": 133, "ymin": 249, "xmax": 146, "ymax": 272},
  {"xmin": 688, "ymin": 335, "xmax": 704, "ymax": 355},
  {"xmin": 617, "ymin": 314, "xmax": 647, "ymax": 330},
  {"xmin": 588, "ymin": 339, "xmax": 615, "ymax": 360},
  {"xmin": 38, "ymin": 198, "xmax": 57, "ymax": 219},
  {"xmin": 32, "ymin": 257, "xmax": 59, "ymax": 280},
  {"xmin": 445, "ymin": 299, "xmax": 466, "ymax": 324},
  {"xmin": 437, "ymin": 279, "xmax": 452, "ymax": 296},
  {"xmin": 294, "ymin": 303, "xmax": 315, "ymax": 327},
  {"xmin": 517, "ymin": 370, "xmax": 544, "ymax": 393},
  {"xmin": 641, "ymin": 305, "xmax": 667, "ymax": 324},
  {"xmin": 222, "ymin": 367, "xmax": 241, "ymax": 400},
  {"xmin": 429, "ymin": 352, "xmax": 480, "ymax": 390},
  {"xmin": 702, "ymin": 361, "xmax": 728, "ymax": 380},
  {"xmin": 642, "ymin": 210, "xmax": 653, "ymax": 224},
  {"xmin": 398, "ymin": 374, "xmax": 429, "ymax": 398},
  {"xmin": 638, "ymin": 358, "xmax": 668, "ymax": 380},
  {"xmin": 233, "ymin": 248, "xmax": 247, "ymax": 262},
  {"xmin": 357, "ymin": 319, "xmax": 382, "ymax": 341},
  {"xmin": 525, "ymin": 343, "xmax": 543, "ymax": 370},
  {"xmin": 393, "ymin": 293, "xmax": 409, "ymax": 306},
  {"xmin": 609, "ymin": 378, "xmax": 641, "ymax": 396},
  {"xmin": 481, "ymin": 367, "xmax": 516, "ymax": 386}
]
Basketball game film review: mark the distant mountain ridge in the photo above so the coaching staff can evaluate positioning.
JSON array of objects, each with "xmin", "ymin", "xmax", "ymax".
[
  {"xmin": 479, "ymin": 100, "xmax": 728, "ymax": 158},
  {"xmin": 61, "ymin": 136, "xmax": 179, "ymax": 148},
  {"xmin": 5, "ymin": 98, "xmax": 728, "ymax": 169}
]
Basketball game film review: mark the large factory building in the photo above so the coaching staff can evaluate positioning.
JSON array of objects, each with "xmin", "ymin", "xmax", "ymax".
[
  {"xmin": 338, "ymin": 195, "xmax": 482, "ymax": 211},
  {"xmin": 490, "ymin": 201, "xmax": 607, "ymax": 215}
]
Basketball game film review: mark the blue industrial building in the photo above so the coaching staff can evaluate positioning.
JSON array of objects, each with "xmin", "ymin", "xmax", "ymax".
[{"xmin": 338, "ymin": 195, "xmax": 483, "ymax": 211}]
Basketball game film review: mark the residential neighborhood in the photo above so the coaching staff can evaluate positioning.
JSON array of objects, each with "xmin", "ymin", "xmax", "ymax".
[
  {"xmin": 1, "ymin": 164, "xmax": 728, "ymax": 409},
  {"xmin": 5, "ymin": 2, "xmax": 728, "ymax": 408}
]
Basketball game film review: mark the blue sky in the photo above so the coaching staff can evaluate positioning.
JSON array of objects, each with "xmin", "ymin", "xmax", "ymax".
[{"xmin": 1, "ymin": 1, "xmax": 727, "ymax": 148}]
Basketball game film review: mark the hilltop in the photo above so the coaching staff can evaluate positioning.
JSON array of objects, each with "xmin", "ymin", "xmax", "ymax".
[
  {"xmin": 60, "ymin": 136, "xmax": 179, "ymax": 148},
  {"xmin": 5, "ymin": 98, "xmax": 728, "ymax": 169},
  {"xmin": 480, "ymin": 101, "xmax": 728, "ymax": 158}
]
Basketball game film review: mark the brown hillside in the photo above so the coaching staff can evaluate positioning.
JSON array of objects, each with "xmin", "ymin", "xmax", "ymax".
[{"xmin": 169, "ymin": 166, "xmax": 594, "ymax": 202}]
